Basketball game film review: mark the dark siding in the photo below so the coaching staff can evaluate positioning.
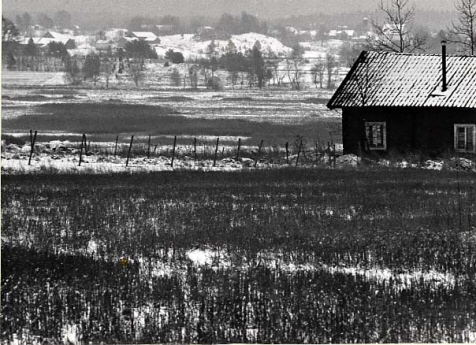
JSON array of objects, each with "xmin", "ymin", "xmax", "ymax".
[{"xmin": 342, "ymin": 107, "xmax": 476, "ymax": 155}]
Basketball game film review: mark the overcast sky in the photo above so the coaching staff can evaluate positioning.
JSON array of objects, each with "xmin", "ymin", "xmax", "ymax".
[{"xmin": 3, "ymin": 0, "xmax": 456, "ymax": 18}]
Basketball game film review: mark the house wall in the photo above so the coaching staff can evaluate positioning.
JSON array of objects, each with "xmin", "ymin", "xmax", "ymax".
[{"xmin": 342, "ymin": 107, "xmax": 476, "ymax": 155}]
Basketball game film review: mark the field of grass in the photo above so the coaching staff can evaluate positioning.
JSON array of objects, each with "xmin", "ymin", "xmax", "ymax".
[
  {"xmin": 2, "ymin": 102, "xmax": 341, "ymax": 146},
  {"xmin": 2, "ymin": 168, "xmax": 476, "ymax": 343}
]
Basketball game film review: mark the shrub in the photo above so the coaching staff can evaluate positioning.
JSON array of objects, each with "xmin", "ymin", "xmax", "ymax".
[
  {"xmin": 207, "ymin": 76, "xmax": 223, "ymax": 90},
  {"xmin": 170, "ymin": 68, "xmax": 182, "ymax": 87},
  {"xmin": 165, "ymin": 49, "xmax": 185, "ymax": 64},
  {"xmin": 2, "ymin": 134, "xmax": 25, "ymax": 146}
]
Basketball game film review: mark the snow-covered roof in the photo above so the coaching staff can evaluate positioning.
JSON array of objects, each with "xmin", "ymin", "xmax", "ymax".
[
  {"xmin": 104, "ymin": 28, "xmax": 128, "ymax": 40},
  {"xmin": 328, "ymin": 51, "xmax": 476, "ymax": 109},
  {"xmin": 285, "ymin": 27, "xmax": 299, "ymax": 34},
  {"xmin": 132, "ymin": 31, "xmax": 158, "ymax": 42},
  {"xmin": 31, "ymin": 37, "xmax": 62, "ymax": 47},
  {"xmin": 43, "ymin": 31, "xmax": 70, "ymax": 40},
  {"xmin": 382, "ymin": 23, "xmax": 403, "ymax": 34},
  {"xmin": 68, "ymin": 48, "xmax": 97, "ymax": 56}
]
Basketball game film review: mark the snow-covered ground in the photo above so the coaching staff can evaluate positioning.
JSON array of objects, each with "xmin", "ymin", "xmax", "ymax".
[
  {"xmin": 1, "ymin": 71, "xmax": 67, "ymax": 86},
  {"xmin": 155, "ymin": 32, "xmax": 293, "ymax": 60},
  {"xmin": 1, "ymin": 140, "xmax": 339, "ymax": 174},
  {"xmin": 2, "ymin": 139, "xmax": 475, "ymax": 175}
]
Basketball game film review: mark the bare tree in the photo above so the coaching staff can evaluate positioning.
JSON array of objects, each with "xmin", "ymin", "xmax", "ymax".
[
  {"xmin": 285, "ymin": 58, "xmax": 304, "ymax": 90},
  {"xmin": 325, "ymin": 54, "xmax": 337, "ymax": 89},
  {"xmin": 128, "ymin": 59, "xmax": 143, "ymax": 87},
  {"xmin": 101, "ymin": 57, "xmax": 115, "ymax": 88},
  {"xmin": 285, "ymin": 44, "xmax": 305, "ymax": 90},
  {"xmin": 170, "ymin": 68, "xmax": 182, "ymax": 86},
  {"xmin": 189, "ymin": 65, "xmax": 199, "ymax": 89},
  {"xmin": 368, "ymin": 0, "xmax": 426, "ymax": 53},
  {"xmin": 64, "ymin": 57, "xmax": 82, "ymax": 85},
  {"xmin": 448, "ymin": 0, "xmax": 476, "ymax": 55},
  {"xmin": 311, "ymin": 61, "xmax": 325, "ymax": 89}
]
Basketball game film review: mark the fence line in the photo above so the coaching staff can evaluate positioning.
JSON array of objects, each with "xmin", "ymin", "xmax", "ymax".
[{"xmin": 23, "ymin": 130, "xmax": 342, "ymax": 168}]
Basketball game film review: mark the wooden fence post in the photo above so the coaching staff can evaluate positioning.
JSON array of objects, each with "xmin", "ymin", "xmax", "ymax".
[
  {"xmin": 126, "ymin": 135, "xmax": 134, "ymax": 167},
  {"xmin": 315, "ymin": 141, "xmax": 319, "ymax": 164},
  {"xmin": 213, "ymin": 137, "xmax": 219, "ymax": 167},
  {"xmin": 28, "ymin": 130, "xmax": 37, "ymax": 166},
  {"xmin": 285, "ymin": 142, "xmax": 289, "ymax": 164},
  {"xmin": 333, "ymin": 143, "xmax": 336, "ymax": 168},
  {"xmin": 171, "ymin": 135, "xmax": 177, "ymax": 167},
  {"xmin": 296, "ymin": 139, "xmax": 303, "ymax": 167},
  {"xmin": 79, "ymin": 134, "xmax": 85, "ymax": 166},
  {"xmin": 114, "ymin": 135, "xmax": 118, "ymax": 157},
  {"xmin": 194, "ymin": 137, "xmax": 197, "ymax": 161},
  {"xmin": 254, "ymin": 140, "xmax": 264, "ymax": 168},
  {"xmin": 147, "ymin": 135, "xmax": 151, "ymax": 159},
  {"xmin": 236, "ymin": 138, "xmax": 241, "ymax": 161}
]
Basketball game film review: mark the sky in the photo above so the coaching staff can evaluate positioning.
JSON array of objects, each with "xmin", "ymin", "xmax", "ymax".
[{"xmin": 3, "ymin": 0, "xmax": 456, "ymax": 19}]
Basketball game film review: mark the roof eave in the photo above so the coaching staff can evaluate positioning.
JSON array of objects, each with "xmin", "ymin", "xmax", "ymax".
[{"xmin": 326, "ymin": 50, "xmax": 368, "ymax": 110}]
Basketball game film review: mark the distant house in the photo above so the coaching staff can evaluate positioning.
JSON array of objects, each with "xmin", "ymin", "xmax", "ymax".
[
  {"xmin": 327, "ymin": 49, "xmax": 476, "ymax": 156},
  {"xmin": 116, "ymin": 36, "xmax": 138, "ymax": 49},
  {"xmin": 197, "ymin": 26, "xmax": 214, "ymax": 35},
  {"xmin": 96, "ymin": 39, "xmax": 115, "ymax": 52},
  {"xmin": 285, "ymin": 27, "xmax": 299, "ymax": 35},
  {"xmin": 104, "ymin": 28, "xmax": 128, "ymax": 40},
  {"xmin": 43, "ymin": 31, "xmax": 68, "ymax": 40},
  {"xmin": 40, "ymin": 31, "xmax": 76, "ymax": 48},
  {"xmin": 131, "ymin": 31, "xmax": 160, "ymax": 44},
  {"xmin": 328, "ymin": 30, "xmax": 338, "ymax": 38},
  {"xmin": 382, "ymin": 23, "xmax": 403, "ymax": 39},
  {"xmin": 328, "ymin": 29, "xmax": 354, "ymax": 40},
  {"xmin": 154, "ymin": 25, "xmax": 176, "ymax": 35}
]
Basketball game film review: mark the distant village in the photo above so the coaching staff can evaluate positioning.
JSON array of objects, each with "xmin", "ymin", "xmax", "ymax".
[
  {"xmin": 1, "ymin": 9, "xmax": 461, "ymax": 89},
  {"xmin": 13, "ymin": 18, "xmax": 372, "ymax": 59}
]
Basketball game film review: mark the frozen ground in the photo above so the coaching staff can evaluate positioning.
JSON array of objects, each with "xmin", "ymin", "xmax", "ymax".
[
  {"xmin": 2, "ymin": 139, "xmax": 475, "ymax": 174},
  {"xmin": 2, "ymin": 87, "xmax": 339, "ymax": 128},
  {"xmin": 1, "ymin": 140, "xmax": 338, "ymax": 174},
  {"xmin": 1, "ymin": 71, "xmax": 67, "ymax": 86}
]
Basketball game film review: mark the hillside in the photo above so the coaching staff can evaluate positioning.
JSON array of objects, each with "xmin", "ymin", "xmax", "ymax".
[{"xmin": 155, "ymin": 33, "xmax": 293, "ymax": 60}]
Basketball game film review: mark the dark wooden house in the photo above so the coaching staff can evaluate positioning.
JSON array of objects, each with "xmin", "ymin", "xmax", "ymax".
[{"xmin": 327, "ymin": 49, "xmax": 476, "ymax": 156}]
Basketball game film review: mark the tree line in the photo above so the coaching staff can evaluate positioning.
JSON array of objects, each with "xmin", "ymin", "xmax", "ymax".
[
  {"xmin": 2, "ymin": 0, "xmax": 475, "ymax": 89},
  {"xmin": 367, "ymin": 0, "xmax": 476, "ymax": 56}
]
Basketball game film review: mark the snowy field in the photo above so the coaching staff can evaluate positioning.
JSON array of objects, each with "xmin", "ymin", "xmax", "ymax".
[
  {"xmin": 1, "ymin": 71, "xmax": 67, "ymax": 86},
  {"xmin": 2, "ymin": 71, "xmax": 476, "ymax": 344},
  {"xmin": 2, "ymin": 168, "xmax": 476, "ymax": 344}
]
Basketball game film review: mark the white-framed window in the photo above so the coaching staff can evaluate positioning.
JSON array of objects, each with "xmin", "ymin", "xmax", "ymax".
[
  {"xmin": 454, "ymin": 124, "xmax": 476, "ymax": 153},
  {"xmin": 365, "ymin": 122, "xmax": 387, "ymax": 150}
]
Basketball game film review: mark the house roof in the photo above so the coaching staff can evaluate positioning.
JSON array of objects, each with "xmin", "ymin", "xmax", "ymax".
[
  {"xmin": 43, "ymin": 31, "xmax": 69, "ymax": 40},
  {"xmin": 327, "ymin": 51, "xmax": 476, "ymax": 109},
  {"xmin": 131, "ymin": 31, "xmax": 158, "ymax": 42}
]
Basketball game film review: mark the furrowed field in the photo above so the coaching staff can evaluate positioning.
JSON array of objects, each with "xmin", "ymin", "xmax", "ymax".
[{"xmin": 2, "ymin": 168, "xmax": 476, "ymax": 344}]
